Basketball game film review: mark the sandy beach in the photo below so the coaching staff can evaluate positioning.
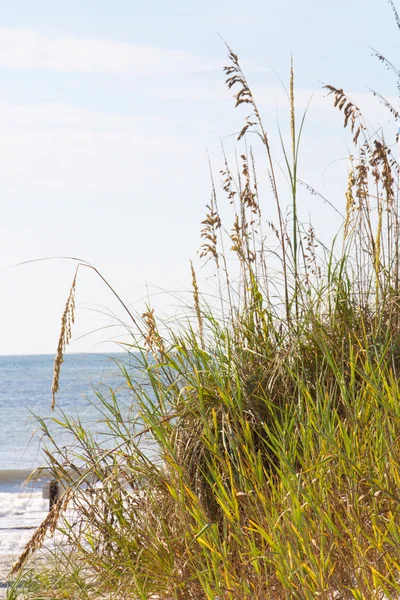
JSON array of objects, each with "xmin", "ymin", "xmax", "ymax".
[
  {"xmin": 0, "ymin": 554, "xmax": 51, "ymax": 599},
  {"xmin": 0, "ymin": 554, "xmax": 13, "ymax": 599}
]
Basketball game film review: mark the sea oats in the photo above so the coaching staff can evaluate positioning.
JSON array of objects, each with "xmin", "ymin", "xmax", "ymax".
[
  {"xmin": 199, "ymin": 201, "xmax": 221, "ymax": 265},
  {"xmin": 324, "ymin": 85, "xmax": 366, "ymax": 145},
  {"xmin": 51, "ymin": 272, "xmax": 77, "ymax": 410},
  {"xmin": 344, "ymin": 169, "xmax": 356, "ymax": 239},
  {"xmin": 190, "ymin": 261, "xmax": 204, "ymax": 349},
  {"xmin": 142, "ymin": 307, "xmax": 165, "ymax": 357},
  {"xmin": 10, "ymin": 489, "xmax": 72, "ymax": 576}
]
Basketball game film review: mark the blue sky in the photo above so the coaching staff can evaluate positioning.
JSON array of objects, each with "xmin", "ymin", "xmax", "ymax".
[{"xmin": 0, "ymin": 0, "xmax": 398, "ymax": 354}]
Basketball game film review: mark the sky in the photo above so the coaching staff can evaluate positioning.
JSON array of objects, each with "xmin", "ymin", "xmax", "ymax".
[{"xmin": 0, "ymin": 0, "xmax": 398, "ymax": 355}]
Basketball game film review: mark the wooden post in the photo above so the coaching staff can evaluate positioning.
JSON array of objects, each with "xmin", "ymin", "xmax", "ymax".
[{"xmin": 49, "ymin": 479, "xmax": 59, "ymax": 510}]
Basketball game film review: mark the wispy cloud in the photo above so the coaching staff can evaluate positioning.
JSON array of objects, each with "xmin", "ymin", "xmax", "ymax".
[
  {"xmin": 147, "ymin": 86, "xmax": 228, "ymax": 101},
  {"xmin": 0, "ymin": 100, "xmax": 199, "ymax": 197},
  {"xmin": 147, "ymin": 82, "xmax": 397, "ymax": 124},
  {"xmin": 0, "ymin": 100, "xmax": 171, "ymax": 130},
  {"xmin": 0, "ymin": 27, "xmax": 195, "ymax": 75}
]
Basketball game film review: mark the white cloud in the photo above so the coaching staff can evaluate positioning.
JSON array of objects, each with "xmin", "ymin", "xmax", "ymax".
[
  {"xmin": 147, "ymin": 82, "xmax": 398, "ymax": 125},
  {"xmin": 0, "ymin": 100, "xmax": 170, "ymax": 130},
  {"xmin": 0, "ymin": 98, "xmax": 210, "ymax": 355},
  {"xmin": 0, "ymin": 27, "xmax": 194, "ymax": 74},
  {"xmin": 0, "ymin": 100, "xmax": 198, "ymax": 201},
  {"xmin": 148, "ymin": 86, "xmax": 228, "ymax": 101}
]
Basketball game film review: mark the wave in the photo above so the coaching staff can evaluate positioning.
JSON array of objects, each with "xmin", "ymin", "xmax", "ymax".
[
  {"xmin": 0, "ymin": 492, "xmax": 47, "ymax": 520},
  {"xmin": 0, "ymin": 492, "xmax": 48, "ymax": 554}
]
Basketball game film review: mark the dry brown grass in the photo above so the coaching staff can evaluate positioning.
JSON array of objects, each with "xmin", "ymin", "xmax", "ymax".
[{"xmin": 51, "ymin": 271, "xmax": 77, "ymax": 410}]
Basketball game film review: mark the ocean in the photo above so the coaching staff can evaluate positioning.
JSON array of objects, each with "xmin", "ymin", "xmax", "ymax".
[{"xmin": 0, "ymin": 352, "xmax": 132, "ymax": 555}]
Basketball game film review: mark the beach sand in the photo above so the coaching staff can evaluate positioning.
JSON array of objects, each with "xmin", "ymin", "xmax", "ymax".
[
  {"xmin": 0, "ymin": 554, "xmax": 13, "ymax": 599},
  {"xmin": 0, "ymin": 554, "xmax": 49, "ymax": 599}
]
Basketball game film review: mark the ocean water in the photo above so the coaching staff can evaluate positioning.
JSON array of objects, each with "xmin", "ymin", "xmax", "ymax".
[{"xmin": 0, "ymin": 352, "xmax": 135, "ymax": 554}]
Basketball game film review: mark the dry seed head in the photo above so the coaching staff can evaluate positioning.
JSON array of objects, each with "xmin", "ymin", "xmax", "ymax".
[
  {"xmin": 268, "ymin": 220, "xmax": 281, "ymax": 241},
  {"xmin": 355, "ymin": 156, "xmax": 369, "ymax": 204},
  {"xmin": 370, "ymin": 140, "xmax": 395, "ymax": 207},
  {"xmin": 142, "ymin": 307, "xmax": 165, "ymax": 357},
  {"xmin": 304, "ymin": 224, "xmax": 318, "ymax": 277},
  {"xmin": 190, "ymin": 261, "xmax": 204, "ymax": 348},
  {"xmin": 238, "ymin": 117, "xmax": 257, "ymax": 141},
  {"xmin": 388, "ymin": 0, "xmax": 400, "ymax": 29},
  {"xmin": 371, "ymin": 88, "xmax": 400, "ymax": 121},
  {"xmin": 325, "ymin": 85, "xmax": 365, "ymax": 145},
  {"xmin": 250, "ymin": 148, "xmax": 259, "ymax": 196},
  {"xmin": 221, "ymin": 155, "xmax": 237, "ymax": 204},
  {"xmin": 240, "ymin": 155, "xmax": 259, "ymax": 216},
  {"xmin": 199, "ymin": 202, "xmax": 221, "ymax": 266},
  {"xmin": 223, "ymin": 45, "xmax": 264, "ymax": 142},
  {"xmin": 230, "ymin": 214, "xmax": 243, "ymax": 258},
  {"xmin": 10, "ymin": 488, "xmax": 72, "ymax": 576},
  {"xmin": 230, "ymin": 214, "xmax": 255, "ymax": 263},
  {"xmin": 51, "ymin": 272, "xmax": 77, "ymax": 410},
  {"xmin": 230, "ymin": 214, "xmax": 248, "ymax": 262},
  {"xmin": 223, "ymin": 52, "xmax": 253, "ymax": 109},
  {"xmin": 344, "ymin": 169, "xmax": 356, "ymax": 239}
]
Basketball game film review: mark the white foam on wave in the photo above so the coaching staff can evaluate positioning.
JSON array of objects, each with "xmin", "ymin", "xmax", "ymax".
[
  {"xmin": 0, "ymin": 492, "xmax": 47, "ymax": 523},
  {"xmin": 0, "ymin": 492, "xmax": 48, "ymax": 554}
]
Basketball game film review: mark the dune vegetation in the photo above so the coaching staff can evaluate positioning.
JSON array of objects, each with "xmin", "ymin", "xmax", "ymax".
[{"xmin": 8, "ymin": 22, "xmax": 400, "ymax": 600}]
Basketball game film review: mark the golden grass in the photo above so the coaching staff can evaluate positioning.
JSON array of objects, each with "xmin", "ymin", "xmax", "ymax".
[{"xmin": 51, "ymin": 272, "xmax": 76, "ymax": 410}]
